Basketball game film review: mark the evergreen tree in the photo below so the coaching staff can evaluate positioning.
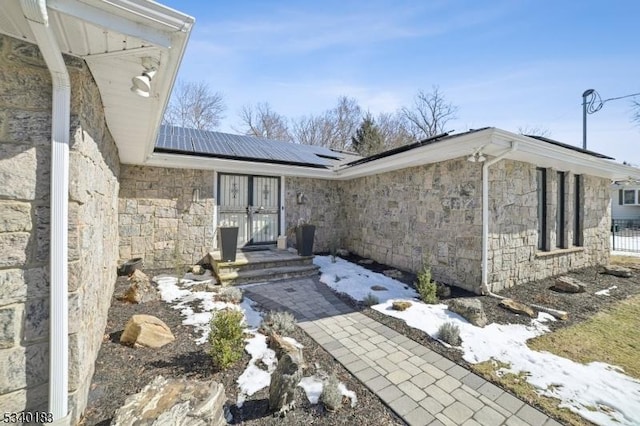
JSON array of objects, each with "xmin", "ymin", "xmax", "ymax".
[{"xmin": 351, "ymin": 114, "xmax": 384, "ymax": 156}]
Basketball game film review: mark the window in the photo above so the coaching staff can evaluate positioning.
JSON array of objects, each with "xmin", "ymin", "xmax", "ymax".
[
  {"xmin": 574, "ymin": 175, "xmax": 582, "ymax": 246},
  {"xmin": 536, "ymin": 168, "xmax": 547, "ymax": 250},
  {"xmin": 556, "ymin": 172, "xmax": 565, "ymax": 248},
  {"xmin": 623, "ymin": 189, "xmax": 638, "ymax": 205}
]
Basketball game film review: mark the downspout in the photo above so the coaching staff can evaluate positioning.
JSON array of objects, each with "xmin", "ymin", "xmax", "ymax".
[
  {"xmin": 480, "ymin": 142, "xmax": 517, "ymax": 295},
  {"xmin": 20, "ymin": 0, "xmax": 71, "ymax": 424}
]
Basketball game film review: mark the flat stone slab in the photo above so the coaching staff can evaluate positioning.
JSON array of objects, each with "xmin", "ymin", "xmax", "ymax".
[
  {"xmin": 499, "ymin": 298, "xmax": 536, "ymax": 318},
  {"xmin": 602, "ymin": 265, "xmax": 632, "ymax": 278},
  {"xmin": 552, "ymin": 276, "xmax": 586, "ymax": 293}
]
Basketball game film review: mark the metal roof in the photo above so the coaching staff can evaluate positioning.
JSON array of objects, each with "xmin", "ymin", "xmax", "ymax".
[
  {"xmin": 524, "ymin": 135, "xmax": 614, "ymax": 159},
  {"xmin": 155, "ymin": 125, "xmax": 353, "ymax": 167}
]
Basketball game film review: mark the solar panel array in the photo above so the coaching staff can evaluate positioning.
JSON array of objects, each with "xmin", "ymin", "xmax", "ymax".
[{"xmin": 156, "ymin": 125, "xmax": 344, "ymax": 166}]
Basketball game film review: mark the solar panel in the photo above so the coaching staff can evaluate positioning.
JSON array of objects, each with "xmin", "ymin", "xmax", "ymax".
[{"xmin": 155, "ymin": 125, "xmax": 341, "ymax": 167}]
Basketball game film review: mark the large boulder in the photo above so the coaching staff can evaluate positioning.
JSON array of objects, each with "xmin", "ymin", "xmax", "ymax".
[
  {"xmin": 447, "ymin": 298, "xmax": 487, "ymax": 327},
  {"xmin": 111, "ymin": 375, "xmax": 227, "ymax": 426},
  {"xmin": 269, "ymin": 336, "xmax": 304, "ymax": 416},
  {"xmin": 602, "ymin": 265, "xmax": 632, "ymax": 278},
  {"xmin": 499, "ymin": 298, "xmax": 536, "ymax": 318},
  {"xmin": 121, "ymin": 270, "xmax": 159, "ymax": 304},
  {"xmin": 552, "ymin": 276, "xmax": 586, "ymax": 293},
  {"xmin": 120, "ymin": 315, "xmax": 175, "ymax": 349}
]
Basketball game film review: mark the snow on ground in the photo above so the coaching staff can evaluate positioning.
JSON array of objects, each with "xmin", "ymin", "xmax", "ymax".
[
  {"xmin": 595, "ymin": 286, "xmax": 618, "ymax": 296},
  {"xmin": 314, "ymin": 258, "xmax": 640, "ymax": 426},
  {"xmin": 236, "ymin": 333, "xmax": 277, "ymax": 407},
  {"xmin": 314, "ymin": 256, "xmax": 418, "ymax": 302},
  {"xmin": 611, "ymin": 250, "xmax": 640, "ymax": 258},
  {"xmin": 298, "ymin": 375, "xmax": 357, "ymax": 407}
]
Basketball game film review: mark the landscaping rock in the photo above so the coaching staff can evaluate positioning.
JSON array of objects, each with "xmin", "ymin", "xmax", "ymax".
[
  {"xmin": 602, "ymin": 265, "xmax": 632, "ymax": 278},
  {"xmin": 499, "ymin": 298, "xmax": 536, "ymax": 318},
  {"xmin": 391, "ymin": 301, "xmax": 412, "ymax": 311},
  {"xmin": 336, "ymin": 249, "xmax": 350, "ymax": 257},
  {"xmin": 189, "ymin": 281, "xmax": 219, "ymax": 292},
  {"xmin": 436, "ymin": 283, "xmax": 452, "ymax": 298},
  {"xmin": 190, "ymin": 264, "xmax": 205, "ymax": 275},
  {"xmin": 382, "ymin": 269, "xmax": 403, "ymax": 279},
  {"xmin": 268, "ymin": 333, "xmax": 303, "ymax": 362},
  {"xmin": 120, "ymin": 315, "xmax": 175, "ymax": 349},
  {"xmin": 552, "ymin": 276, "xmax": 586, "ymax": 293},
  {"xmin": 121, "ymin": 270, "xmax": 158, "ymax": 304},
  {"xmin": 269, "ymin": 335, "xmax": 304, "ymax": 416},
  {"xmin": 111, "ymin": 375, "xmax": 227, "ymax": 426},
  {"xmin": 370, "ymin": 285, "xmax": 388, "ymax": 291},
  {"xmin": 358, "ymin": 259, "xmax": 374, "ymax": 265},
  {"xmin": 447, "ymin": 298, "xmax": 487, "ymax": 327}
]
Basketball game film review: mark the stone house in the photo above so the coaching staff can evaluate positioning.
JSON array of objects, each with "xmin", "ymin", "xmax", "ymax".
[{"xmin": 2, "ymin": 0, "xmax": 640, "ymax": 424}]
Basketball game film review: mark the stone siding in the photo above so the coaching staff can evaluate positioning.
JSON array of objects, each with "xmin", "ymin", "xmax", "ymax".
[
  {"xmin": 341, "ymin": 159, "xmax": 483, "ymax": 291},
  {"xmin": 118, "ymin": 166, "xmax": 215, "ymax": 268},
  {"xmin": 0, "ymin": 34, "xmax": 120, "ymax": 422},
  {"xmin": 487, "ymin": 160, "xmax": 610, "ymax": 291},
  {"xmin": 284, "ymin": 177, "xmax": 346, "ymax": 252}
]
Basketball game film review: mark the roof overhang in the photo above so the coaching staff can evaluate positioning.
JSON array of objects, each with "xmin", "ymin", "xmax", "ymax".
[
  {"xmin": 148, "ymin": 127, "xmax": 640, "ymax": 181},
  {"xmin": 0, "ymin": 0, "xmax": 194, "ymax": 164}
]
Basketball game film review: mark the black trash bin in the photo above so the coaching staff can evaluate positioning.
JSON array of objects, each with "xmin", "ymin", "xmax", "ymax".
[{"xmin": 218, "ymin": 226, "xmax": 239, "ymax": 262}]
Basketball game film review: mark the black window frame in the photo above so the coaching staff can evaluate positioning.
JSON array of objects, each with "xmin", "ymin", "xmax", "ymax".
[
  {"xmin": 556, "ymin": 171, "xmax": 566, "ymax": 248},
  {"xmin": 573, "ymin": 175, "xmax": 582, "ymax": 246},
  {"xmin": 536, "ymin": 168, "xmax": 547, "ymax": 250}
]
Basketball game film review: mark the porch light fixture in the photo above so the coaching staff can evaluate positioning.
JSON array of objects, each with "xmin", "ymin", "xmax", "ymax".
[
  {"xmin": 131, "ymin": 57, "xmax": 159, "ymax": 98},
  {"xmin": 467, "ymin": 146, "xmax": 487, "ymax": 163}
]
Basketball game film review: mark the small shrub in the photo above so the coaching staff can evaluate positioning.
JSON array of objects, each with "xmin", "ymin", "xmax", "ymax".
[
  {"xmin": 216, "ymin": 286, "xmax": 243, "ymax": 304},
  {"xmin": 392, "ymin": 301, "xmax": 412, "ymax": 311},
  {"xmin": 438, "ymin": 322, "xmax": 461, "ymax": 346},
  {"xmin": 416, "ymin": 263, "xmax": 438, "ymax": 304},
  {"xmin": 362, "ymin": 292, "xmax": 379, "ymax": 307},
  {"xmin": 436, "ymin": 283, "xmax": 451, "ymax": 298},
  {"xmin": 260, "ymin": 310, "xmax": 296, "ymax": 336},
  {"xmin": 209, "ymin": 309, "xmax": 245, "ymax": 369},
  {"xmin": 321, "ymin": 374, "xmax": 343, "ymax": 412}
]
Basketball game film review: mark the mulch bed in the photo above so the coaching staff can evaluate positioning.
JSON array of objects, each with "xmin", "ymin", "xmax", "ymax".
[
  {"xmin": 83, "ymin": 255, "xmax": 640, "ymax": 425},
  {"xmin": 81, "ymin": 269, "xmax": 403, "ymax": 426}
]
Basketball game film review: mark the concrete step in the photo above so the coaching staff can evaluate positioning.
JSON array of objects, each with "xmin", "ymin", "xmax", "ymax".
[
  {"xmin": 215, "ymin": 256, "xmax": 314, "ymax": 275},
  {"xmin": 218, "ymin": 264, "xmax": 320, "ymax": 286}
]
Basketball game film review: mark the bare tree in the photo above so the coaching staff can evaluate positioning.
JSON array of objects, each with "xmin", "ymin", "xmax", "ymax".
[
  {"xmin": 401, "ymin": 86, "xmax": 458, "ymax": 139},
  {"xmin": 633, "ymin": 99, "xmax": 640, "ymax": 126},
  {"xmin": 518, "ymin": 125, "xmax": 552, "ymax": 137},
  {"xmin": 238, "ymin": 102, "xmax": 292, "ymax": 141},
  {"xmin": 376, "ymin": 112, "xmax": 414, "ymax": 149},
  {"xmin": 292, "ymin": 115, "xmax": 334, "ymax": 147},
  {"xmin": 164, "ymin": 80, "xmax": 225, "ymax": 130}
]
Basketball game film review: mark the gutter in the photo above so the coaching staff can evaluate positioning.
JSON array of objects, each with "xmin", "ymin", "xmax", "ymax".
[
  {"xmin": 20, "ymin": 0, "xmax": 71, "ymax": 423},
  {"xmin": 480, "ymin": 141, "xmax": 517, "ymax": 294}
]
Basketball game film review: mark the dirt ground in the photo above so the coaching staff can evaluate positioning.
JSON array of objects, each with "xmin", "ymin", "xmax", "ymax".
[{"xmin": 82, "ymin": 255, "xmax": 640, "ymax": 425}]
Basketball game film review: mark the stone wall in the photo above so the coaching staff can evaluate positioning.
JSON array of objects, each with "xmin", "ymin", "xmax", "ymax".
[
  {"xmin": 340, "ymin": 158, "xmax": 484, "ymax": 291},
  {"xmin": 487, "ymin": 159, "xmax": 610, "ymax": 291},
  {"xmin": 284, "ymin": 177, "xmax": 346, "ymax": 252},
  {"xmin": 0, "ymin": 34, "xmax": 120, "ymax": 422},
  {"xmin": 118, "ymin": 166, "xmax": 215, "ymax": 268}
]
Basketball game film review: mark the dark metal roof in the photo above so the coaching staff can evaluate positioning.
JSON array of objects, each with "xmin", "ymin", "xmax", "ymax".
[
  {"xmin": 524, "ymin": 135, "xmax": 614, "ymax": 160},
  {"xmin": 344, "ymin": 128, "xmax": 491, "ymax": 167},
  {"xmin": 155, "ymin": 125, "xmax": 349, "ymax": 167}
]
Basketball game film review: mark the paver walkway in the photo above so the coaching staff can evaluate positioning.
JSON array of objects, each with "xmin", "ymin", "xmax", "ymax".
[{"xmin": 244, "ymin": 277, "xmax": 561, "ymax": 426}]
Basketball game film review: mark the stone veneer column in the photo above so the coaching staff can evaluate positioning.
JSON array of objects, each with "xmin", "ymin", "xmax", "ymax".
[{"xmin": 0, "ymin": 34, "xmax": 120, "ymax": 422}]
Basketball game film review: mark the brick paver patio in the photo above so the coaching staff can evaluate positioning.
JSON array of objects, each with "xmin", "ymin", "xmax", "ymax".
[{"xmin": 243, "ymin": 277, "xmax": 562, "ymax": 426}]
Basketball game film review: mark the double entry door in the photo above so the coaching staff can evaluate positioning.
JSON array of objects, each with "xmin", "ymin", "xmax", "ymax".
[{"xmin": 218, "ymin": 174, "xmax": 280, "ymax": 247}]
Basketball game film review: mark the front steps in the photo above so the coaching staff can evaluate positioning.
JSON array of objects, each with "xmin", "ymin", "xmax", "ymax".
[{"xmin": 208, "ymin": 247, "xmax": 320, "ymax": 286}]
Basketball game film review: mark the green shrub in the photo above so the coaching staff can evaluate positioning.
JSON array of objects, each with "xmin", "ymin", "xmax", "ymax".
[
  {"xmin": 438, "ymin": 322, "xmax": 461, "ymax": 346},
  {"xmin": 216, "ymin": 286, "xmax": 243, "ymax": 304},
  {"xmin": 260, "ymin": 310, "xmax": 296, "ymax": 336},
  {"xmin": 209, "ymin": 309, "xmax": 245, "ymax": 369},
  {"xmin": 321, "ymin": 374, "xmax": 343, "ymax": 412},
  {"xmin": 362, "ymin": 292, "xmax": 379, "ymax": 307},
  {"xmin": 416, "ymin": 263, "xmax": 438, "ymax": 304}
]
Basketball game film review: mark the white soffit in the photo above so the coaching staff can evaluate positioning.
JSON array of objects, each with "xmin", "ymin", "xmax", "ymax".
[{"xmin": 0, "ymin": 0, "xmax": 194, "ymax": 164}]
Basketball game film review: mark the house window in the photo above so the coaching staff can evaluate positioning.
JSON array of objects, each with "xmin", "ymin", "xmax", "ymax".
[
  {"xmin": 556, "ymin": 171, "xmax": 565, "ymax": 248},
  {"xmin": 574, "ymin": 175, "xmax": 582, "ymax": 246},
  {"xmin": 623, "ymin": 189, "xmax": 637, "ymax": 205},
  {"xmin": 537, "ymin": 168, "xmax": 547, "ymax": 250}
]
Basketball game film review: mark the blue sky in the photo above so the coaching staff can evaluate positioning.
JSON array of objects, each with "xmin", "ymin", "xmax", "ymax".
[{"xmin": 162, "ymin": 0, "xmax": 640, "ymax": 164}]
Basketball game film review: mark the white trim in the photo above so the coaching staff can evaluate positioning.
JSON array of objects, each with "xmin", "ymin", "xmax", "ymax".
[
  {"xmin": 212, "ymin": 170, "xmax": 218, "ymax": 249},
  {"xmin": 280, "ymin": 175, "xmax": 286, "ymax": 236},
  {"xmin": 20, "ymin": 0, "xmax": 70, "ymax": 422}
]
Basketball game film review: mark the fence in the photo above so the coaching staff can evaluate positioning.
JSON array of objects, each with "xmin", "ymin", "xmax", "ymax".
[{"xmin": 611, "ymin": 219, "xmax": 640, "ymax": 253}]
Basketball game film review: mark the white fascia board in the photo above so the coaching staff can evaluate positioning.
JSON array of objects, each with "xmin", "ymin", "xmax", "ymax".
[
  {"xmin": 46, "ymin": 0, "xmax": 186, "ymax": 48},
  {"xmin": 145, "ymin": 153, "xmax": 336, "ymax": 179}
]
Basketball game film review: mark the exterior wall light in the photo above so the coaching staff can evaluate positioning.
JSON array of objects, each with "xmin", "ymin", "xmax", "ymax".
[{"xmin": 131, "ymin": 57, "xmax": 159, "ymax": 98}]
